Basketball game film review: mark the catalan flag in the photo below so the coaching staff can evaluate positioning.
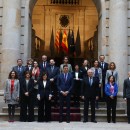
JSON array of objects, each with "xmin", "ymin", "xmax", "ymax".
[
  {"xmin": 61, "ymin": 30, "xmax": 68, "ymax": 54},
  {"xmin": 55, "ymin": 31, "xmax": 60, "ymax": 53}
]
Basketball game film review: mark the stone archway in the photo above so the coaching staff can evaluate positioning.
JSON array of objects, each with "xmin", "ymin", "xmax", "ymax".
[{"xmin": 29, "ymin": 0, "xmax": 99, "ymax": 63}]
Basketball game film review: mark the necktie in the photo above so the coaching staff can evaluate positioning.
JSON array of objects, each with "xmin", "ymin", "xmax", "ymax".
[
  {"xmin": 18, "ymin": 66, "xmax": 21, "ymax": 72},
  {"xmin": 95, "ymin": 69, "xmax": 98, "ymax": 77},
  {"xmin": 89, "ymin": 77, "xmax": 92, "ymax": 86},
  {"xmin": 51, "ymin": 66, "xmax": 54, "ymax": 73},
  {"xmin": 43, "ymin": 62, "xmax": 46, "ymax": 68},
  {"xmin": 101, "ymin": 62, "xmax": 104, "ymax": 69},
  {"xmin": 64, "ymin": 73, "xmax": 67, "ymax": 82},
  {"xmin": 112, "ymin": 71, "xmax": 113, "ymax": 75}
]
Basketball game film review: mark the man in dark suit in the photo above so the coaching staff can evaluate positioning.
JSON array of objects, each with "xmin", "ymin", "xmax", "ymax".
[
  {"xmin": 81, "ymin": 69, "xmax": 99, "ymax": 123},
  {"xmin": 57, "ymin": 65, "xmax": 73, "ymax": 123},
  {"xmin": 12, "ymin": 59, "xmax": 26, "ymax": 107},
  {"xmin": 39, "ymin": 55, "xmax": 50, "ymax": 73},
  {"xmin": 99, "ymin": 55, "xmax": 108, "ymax": 100},
  {"xmin": 25, "ymin": 58, "xmax": 33, "ymax": 72},
  {"xmin": 12, "ymin": 59, "xmax": 26, "ymax": 81},
  {"xmin": 123, "ymin": 71, "xmax": 130, "ymax": 124},
  {"xmin": 46, "ymin": 59, "xmax": 60, "ymax": 107}
]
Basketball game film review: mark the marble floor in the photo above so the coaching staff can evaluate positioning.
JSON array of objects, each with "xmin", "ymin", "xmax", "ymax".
[{"xmin": 0, "ymin": 122, "xmax": 130, "ymax": 130}]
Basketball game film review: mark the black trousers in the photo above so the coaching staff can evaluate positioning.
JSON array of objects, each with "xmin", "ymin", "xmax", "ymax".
[
  {"xmin": 106, "ymin": 96, "xmax": 117, "ymax": 122},
  {"xmin": 84, "ymin": 97, "xmax": 96, "ymax": 121},
  {"xmin": 38, "ymin": 97, "xmax": 51, "ymax": 122},
  {"xmin": 59, "ymin": 93, "xmax": 71, "ymax": 121},
  {"xmin": 51, "ymin": 82, "xmax": 58, "ymax": 105},
  {"xmin": 8, "ymin": 104, "xmax": 15, "ymax": 119},
  {"xmin": 20, "ymin": 96, "xmax": 34, "ymax": 122},
  {"xmin": 127, "ymin": 98, "xmax": 130, "ymax": 122},
  {"xmin": 73, "ymin": 81, "xmax": 81, "ymax": 107}
]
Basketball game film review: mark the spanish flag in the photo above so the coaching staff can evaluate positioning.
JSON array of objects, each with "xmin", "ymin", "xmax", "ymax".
[{"xmin": 61, "ymin": 30, "xmax": 68, "ymax": 54}]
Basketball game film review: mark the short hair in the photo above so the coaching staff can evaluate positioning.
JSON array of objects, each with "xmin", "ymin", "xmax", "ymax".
[
  {"xmin": 109, "ymin": 62, "xmax": 116, "ymax": 70},
  {"xmin": 87, "ymin": 69, "xmax": 94, "ymax": 73},
  {"xmin": 64, "ymin": 56, "xmax": 69, "ymax": 60},
  {"xmin": 107, "ymin": 75, "xmax": 115, "ymax": 83},
  {"xmin": 8, "ymin": 70, "xmax": 18, "ymax": 79},
  {"xmin": 63, "ymin": 64, "xmax": 68, "ymax": 68},
  {"xmin": 17, "ymin": 59, "xmax": 22, "ymax": 62},
  {"xmin": 25, "ymin": 71, "xmax": 32, "ymax": 77},
  {"xmin": 99, "ymin": 55, "xmax": 105, "ymax": 57}
]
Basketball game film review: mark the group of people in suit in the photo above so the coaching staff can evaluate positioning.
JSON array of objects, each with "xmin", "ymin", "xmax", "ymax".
[{"xmin": 3, "ymin": 54, "xmax": 130, "ymax": 124}]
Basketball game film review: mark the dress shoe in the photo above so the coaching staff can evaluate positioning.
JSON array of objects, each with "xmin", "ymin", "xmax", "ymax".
[
  {"xmin": 83, "ymin": 120, "xmax": 88, "ymax": 123},
  {"xmin": 112, "ymin": 121, "xmax": 116, "ymax": 123},
  {"xmin": 91, "ymin": 120, "xmax": 97, "ymax": 123},
  {"xmin": 59, "ymin": 119, "xmax": 63, "ymax": 123},
  {"xmin": 66, "ymin": 120, "xmax": 70, "ymax": 123}
]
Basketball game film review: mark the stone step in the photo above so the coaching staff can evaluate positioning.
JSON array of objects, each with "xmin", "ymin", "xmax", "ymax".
[
  {"xmin": 2, "ymin": 107, "xmax": 80, "ymax": 113},
  {"xmin": 80, "ymin": 102, "xmax": 126, "ymax": 108},
  {"xmin": 2, "ymin": 107, "xmax": 126, "ymax": 114},
  {"xmin": 0, "ymin": 113, "xmax": 127, "ymax": 122},
  {"xmin": 80, "ymin": 108, "xmax": 125, "ymax": 114}
]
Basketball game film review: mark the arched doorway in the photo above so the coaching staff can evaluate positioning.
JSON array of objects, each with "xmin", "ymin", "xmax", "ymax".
[{"xmin": 30, "ymin": 0, "xmax": 99, "ymax": 66}]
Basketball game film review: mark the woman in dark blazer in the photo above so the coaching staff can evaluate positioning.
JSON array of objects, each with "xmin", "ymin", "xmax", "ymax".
[
  {"xmin": 20, "ymin": 71, "xmax": 34, "ymax": 122},
  {"xmin": 37, "ymin": 72, "xmax": 52, "ymax": 122},
  {"xmin": 72, "ymin": 64, "xmax": 83, "ymax": 107},
  {"xmin": 105, "ymin": 75, "xmax": 118, "ymax": 123}
]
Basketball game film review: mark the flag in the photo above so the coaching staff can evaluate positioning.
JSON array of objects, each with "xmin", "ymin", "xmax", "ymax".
[
  {"xmin": 55, "ymin": 31, "xmax": 60, "ymax": 53},
  {"xmin": 59, "ymin": 29, "xmax": 63, "ymax": 55},
  {"xmin": 68, "ymin": 29, "xmax": 75, "ymax": 55},
  {"xmin": 75, "ymin": 27, "xmax": 81, "ymax": 56},
  {"xmin": 61, "ymin": 30, "xmax": 68, "ymax": 54},
  {"xmin": 50, "ymin": 28, "xmax": 55, "ymax": 56},
  {"xmin": 67, "ymin": 28, "xmax": 71, "ymax": 53},
  {"xmin": 70, "ymin": 30, "xmax": 75, "ymax": 54}
]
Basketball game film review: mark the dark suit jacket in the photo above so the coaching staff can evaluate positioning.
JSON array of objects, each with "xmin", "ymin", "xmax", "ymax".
[
  {"xmin": 25, "ymin": 65, "xmax": 33, "ymax": 73},
  {"xmin": 123, "ymin": 78, "xmax": 130, "ymax": 98},
  {"xmin": 81, "ymin": 77, "xmax": 99, "ymax": 98},
  {"xmin": 38, "ymin": 80, "xmax": 52, "ymax": 99},
  {"xmin": 71, "ymin": 71, "xmax": 83, "ymax": 80},
  {"xmin": 57, "ymin": 73, "xmax": 73, "ymax": 93},
  {"xmin": 80, "ymin": 66, "xmax": 89, "ymax": 78},
  {"xmin": 71, "ymin": 71, "xmax": 83, "ymax": 93},
  {"xmin": 39, "ymin": 62, "xmax": 50, "ymax": 72},
  {"xmin": 12, "ymin": 66, "xmax": 26, "ymax": 80},
  {"xmin": 20, "ymin": 78, "xmax": 34, "ymax": 97},
  {"xmin": 46, "ymin": 66, "xmax": 60, "ymax": 84},
  {"xmin": 99, "ymin": 62, "xmax": 108, "ymax": 80}
]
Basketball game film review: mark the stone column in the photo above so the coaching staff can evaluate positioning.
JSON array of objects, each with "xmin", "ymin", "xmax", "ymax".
[
  {"xmin": 109, "ymin": 0, "xmax": 127, "ymax": 95},
  {"xmin": 1, "ymin": 0, "xmax": 21, "ymax": 89}
]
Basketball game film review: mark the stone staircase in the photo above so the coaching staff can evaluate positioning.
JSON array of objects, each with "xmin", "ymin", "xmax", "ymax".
[
  {"xmin": 0, "ymin": 101, "xmax": 127, "ymax": 122},
  {"xmin": 0, "ymin": 90, "xmax": 128, "ymax": 122}
]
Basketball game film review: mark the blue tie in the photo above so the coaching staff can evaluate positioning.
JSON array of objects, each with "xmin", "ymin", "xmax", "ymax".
[
  {"xmin": 89, "ymin": 77, "xmax": 92, "ymax": 86},
  {"xmin": 64, "ymin": 74, "xmax": 67, "ymax": 82},
  {"xmin": 95, "ymin": 69, "xmax": 98, "ymax": 77}
]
